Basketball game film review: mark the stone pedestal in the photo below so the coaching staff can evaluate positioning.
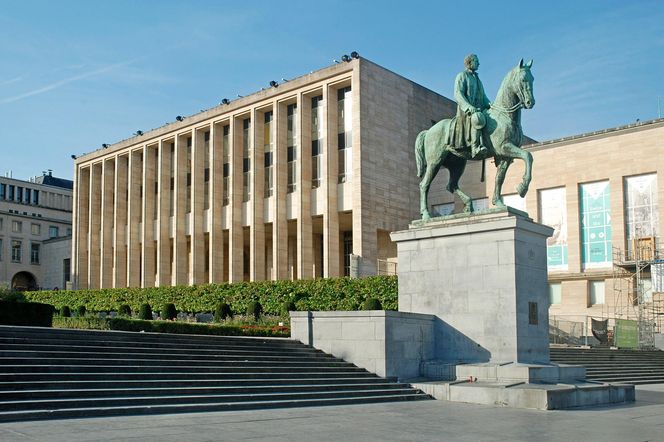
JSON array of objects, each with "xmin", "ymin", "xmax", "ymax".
[{"xmin": 392, "ymin": 207, "xmax": 551, "ymax": 364}]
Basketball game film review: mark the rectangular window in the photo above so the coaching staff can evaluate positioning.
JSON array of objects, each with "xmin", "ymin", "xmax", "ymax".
[
  {"xmin": 16, "ymin": 187, "xmax": 23, "ymax": 203},
  {"xmin": 33, "ymin": 189, "xmax": 39, "ymax": 205},
  {"xmin": 49, "ymin": 226, "xmax": 59, "ymax": 238},
  {"xmin": 549, "ymin": 283, "xmax": 562, "ymax": 305},
  {"xmin": 30, "ymin": 243, "xmax": 40, "ymax": 265},
  {"xmin": 0, "ymin": 217, "xmax": 3, "ymax": 230},
  {"xmin": 25, "ymin": 188, "xmax": 31, "ymax": 204},
  {"xmin": 624, "ymin": 174, "xmax": 659, "ymax": 260},
  {"xmin": 337, "ymin": 86, "xmax": 352, "ymax": 183},
  {"xmin": 63, "ymin": 258, "xmax": 71, "ymax": 287},
  {"xmin": 264, "ymin": 111, "xmax": 274, "ymax": 197},
  {"xmin": 539, "ymin": 187, "xmax": 568, "ymax": 270},
  {"xmin": 31, "ymin": 223, "xmax": 40, "ymax": 235},
  {"xmin": 12, "ymin": 220, "xmax": 22, "ymax": 233},
  {"xmin": 0, "ymin": 238, "xmax": 2, "ymax": 261},
  {"xmin": 11, "ymin": 240, "xmax": 21, "ymax": 263},
  {"xmin": 222, "ymin": 125, "xmax": 230, "ymax": 206},
  {"xmin": 343, "ymin": 231, "xmax": 353, "ymax": 276},
  {"xmin": 589, "ymin": 280, "xmax": 605, "ymax": 305},
  {"xmin": 287, "ymin": 104, "xmax": 297, "ymax": 193},
  {"xmin": 311, "ymin": 95, "xmax": 323, "ymax": 189},
  {"xmin": 66, "ymin": 227, "xmax": 72, "ymax": 236},
  {"xmin": 186, "ymin": 137, "xmax": 192, "ymax": 214},
  {"xmin": 204, "ymin": 131, "xmax": 210, "ymax": 210},
  {"xmin": 0, "ymin": 183, "xmax": 5, "ymax": 199},
  {"xmin": 580, "ymin": 181, "xmax": 612, "ymax": 268},
  {"xmin": 243, "ymin": 118, "xmax": 251, "ymax": 202},
  {"xmin": 8, "ymin": 185, "xmax": 14, "ymax": 201}
]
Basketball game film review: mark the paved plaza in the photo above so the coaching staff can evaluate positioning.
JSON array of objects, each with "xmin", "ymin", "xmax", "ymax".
[{"xmin": 1, "ymin": 385, "xmax": 663, "ymax": 441}]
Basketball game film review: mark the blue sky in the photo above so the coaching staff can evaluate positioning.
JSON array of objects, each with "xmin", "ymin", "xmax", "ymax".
[{"xmin": 1, "ymin": 0, "xmax": 662, "ymax": 180}]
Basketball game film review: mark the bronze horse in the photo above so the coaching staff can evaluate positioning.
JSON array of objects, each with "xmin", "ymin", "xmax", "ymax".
[{"xmin": 416, "ymin": 59, "xmax": 535, "ymax": 219}]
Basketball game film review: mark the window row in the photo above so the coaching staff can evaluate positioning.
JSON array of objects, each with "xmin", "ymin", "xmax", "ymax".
[
  {"xmin": 0, "ymin": 184, "xmax": 39, "ymax": 205},
  {"xmin": 2, "ymin": 220, "xmax": 66, "ymax": 238},
  {"xmin": 0, "ymin": 239, "xmax": 40, "ymax": 264}
]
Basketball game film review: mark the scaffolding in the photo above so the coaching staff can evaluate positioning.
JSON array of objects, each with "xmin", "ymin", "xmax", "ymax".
[{"xmin": 610, "ymin": 237, "xmax": 664, "ymax": 348}]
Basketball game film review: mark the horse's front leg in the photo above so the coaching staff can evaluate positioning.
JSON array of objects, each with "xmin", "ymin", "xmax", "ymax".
[
  {"xmin": 492, "ymin": 158, "xmax": 511, "ymax": 207},
  {"xmin": 501, "ymin": 143, "xmax": 533, "ymax": 197}
]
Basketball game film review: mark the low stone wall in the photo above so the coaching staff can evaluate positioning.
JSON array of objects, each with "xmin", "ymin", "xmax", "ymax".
[{"xmin": 290, "ymin": 310, "xmax": 435, "ymax": 380}]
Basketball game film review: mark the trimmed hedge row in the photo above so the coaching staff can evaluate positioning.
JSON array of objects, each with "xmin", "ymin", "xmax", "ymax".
[
  {"xmin": 0, "ymin": 301, "xmax": 54, "ymax": 327},
  {"xmin": 53, "ymin": 316, "xmax": 290, "ymax": 338},
  {"xmin": 24, "ymin": 276, "xmax": 397, "ymax": 315}
]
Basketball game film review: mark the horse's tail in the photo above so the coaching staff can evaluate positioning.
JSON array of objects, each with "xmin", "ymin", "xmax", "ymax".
[{"xmin": 415, "ymin": 130, "xmax": 427, "ymax": 178}]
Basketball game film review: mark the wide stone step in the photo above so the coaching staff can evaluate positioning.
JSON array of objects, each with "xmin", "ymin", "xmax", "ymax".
[
  {"xmin": 0, "ymin": 342, "xmax": 329, "ymax": 357},
  {"xmin": 0, "ymin": 350, "xmax": 336, "ymax": 362},
  {"xmin": 0, "ymin": 393, "xmax": 431, "ymax": 423},
  {"xmin": 0, "ymin": 364, "xmax": 365, "ymax": 374},
  {"xmin": 0, "ymin": 357, "xmax": 355, "ymax": 368},
  {"xmin": 0, "ymin": 376, "xmax": 396, "ymax": 391},
  {"xmin": 0, "ymin": 382, "xmax": 410, "ymax": 401},
  {"xmin": 0, "ymin": 388, "xmax": 425, "ymax": 412}
]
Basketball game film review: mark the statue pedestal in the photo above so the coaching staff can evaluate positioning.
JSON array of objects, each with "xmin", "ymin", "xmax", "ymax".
[
  {"xmin": 390, "ymin": 207, "xmax": 634, "ymax": 409},
  {"xmin": 392, "ymin": 207, "xmax": 551, "ymax": 365}
]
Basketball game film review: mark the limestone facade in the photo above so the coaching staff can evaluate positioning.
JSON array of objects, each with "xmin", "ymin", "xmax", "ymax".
[
  {"xmin": 72, "ymin": 58, "xmax": 455, "ymax": 289},
  {"xmin": 0, "ymin": 173, "xmax": 73, "ymax": 290}
]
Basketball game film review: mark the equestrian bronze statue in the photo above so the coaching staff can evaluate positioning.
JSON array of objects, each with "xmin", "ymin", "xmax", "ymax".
[{"xmin": 416, "ymin": 57, "xmax": 535, "ymax": 219}]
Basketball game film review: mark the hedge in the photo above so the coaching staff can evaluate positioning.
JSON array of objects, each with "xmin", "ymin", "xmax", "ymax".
[
  {"xmin": 0, "ymin": 301, "xmax": 55, "ymax": 327},
  {"xmin": 53, "ymin": 316, "xmax": 289, "ymax": 338},
  {"xmin": 24, "ymin": 276, "xmax": 397, "ymax": 315}
]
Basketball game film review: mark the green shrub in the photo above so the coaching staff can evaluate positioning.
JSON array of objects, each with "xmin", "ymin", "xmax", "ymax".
[
  {"xmin": 0, "ymin": 301, "xmax": 54, "ymax": 327},
  {"xmin": 61, "ymin": 306, "xmax": 71, "ymax": 317},
  {"xmin": 107, "ymin": 317, "xmax": 289, "ymax": 338},
  {"xmin": 161, "ymin": 303, "xmax": 177, "ymax": 321},
  {"xmin": 282, "ymin": 300, "xmax": 297, "ymax": 316},
  {"xmin": 139, "ymin": 303, "xmax": 152, "ymax": 320},
  {"xmin": 247, "ymin": 301, "xmax": 263, "ymax": 321},
  {"xmin": 23, "ymin": 276, "xmax": 398, "ymax": 315},
  {"xmin": 77, "ymin": 305, "xmax": 87, "ymax": 317},
  {"xmin": 118, "ymin": 304, "xmax": 132, "ymax": 317},
  {"xmin": 0, "ymin": 289, "xmax": 26, "ymax": 303},
  {"xmin": 214, "ymin": 302, "xmax": 233, "ymax": 322},
  {"xmin": 363, "ymin": 298, "xmax": 382, "ymax": 310},
  {"xmin": 54, "ymin": 316, "xmax": 110, "ymax": 330}
]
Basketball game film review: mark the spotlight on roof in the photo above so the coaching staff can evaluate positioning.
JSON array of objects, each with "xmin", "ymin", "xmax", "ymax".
[
  {"xmin": 269, "ymin": 80, "xmax": 278, "ymax": 88},
  {"xmin": 333, "ymin": 59, "xmax": 340, "ymax": 64},
  {"xmin": 350, "ymin": 51, "xmax": 359, "ymax": 59},
  {"xmin": 176, "ymin": 116, "xmax": 184, "ymax": 122},
  {"xmin": 71, "ymin": 154, "xmax": 77, "ymax": 160},
  {"xmin": 341, "ymin": 54, "xmax": 351, "ymax": 62},
  {"xmin": 237, "ymin": 94, "xmax": 243, "ymax": 98},
  {"xmin": 221, "ymin": 98, "xmax": 230, "ymax": 105},
  {"xmin": 102, "ymin": 143, "xmax": 110, "ymax": 148},
  {"xmin": 281, "ymin": 78, "xmax": 289, "ymax": 82},
  {"xmin": 135, "ymin": 130, "xmax": 143, "ymax": 136}
]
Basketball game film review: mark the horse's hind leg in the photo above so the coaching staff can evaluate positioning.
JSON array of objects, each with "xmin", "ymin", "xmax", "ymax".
[
  {"xmin": 419, "ymin": 157, "xmax": 443, "ymax": 220},
  {"xmin": 447, "ymin": 158, "xmax": 473, "ymax": 213}
]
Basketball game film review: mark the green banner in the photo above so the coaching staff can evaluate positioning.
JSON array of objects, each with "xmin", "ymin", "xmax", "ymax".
[{"xmin": 615, "ymin": 319, "xmax": 639, "ymax": 348}]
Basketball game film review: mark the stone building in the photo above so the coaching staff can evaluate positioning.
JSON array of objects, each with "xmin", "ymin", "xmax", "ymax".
[
  {"xmin": 72, "ymin": 57, "xmax": 456, "ymax": 289},
  {"xmin": 0, "ymin": 171, "xmax": 73, "ymax": 290}
]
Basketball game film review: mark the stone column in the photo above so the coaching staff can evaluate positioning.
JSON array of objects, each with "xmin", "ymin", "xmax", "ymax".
[
  {"xmin": 191, "ymin": 129, "xmax": 206, "ymax": 284},
  {"xmin": 75, "ymin": 166, "xmax": 90, "ymax": 289},
  {"xmin": 142, "ymin": 145, "xmax": 157, "ymax": 287},
  {"xmin": 297, "ymin": 93, "xmax": 313, "ymax": 279},
  {"xmin": 113, "ymin": 155, "xmax": 128, "ymax": 287},
  {"xmin": 273, "ymin": 100, "xmax": 289, "ymax": 281},
  {"xmin": 173, "ymin": 134, "xmax": 188, "ymax": 285},
  {"xmin": 156, "ymin": 140, "xmax": 172, "ymax": 286},
  {"xmin": 88, "ymin": 162, "xmax": 102, "ymax": 289},
  {"xmin": 229, "ymin": 117, "xmax": 244, "ymax": 282},
  {"xmin": 323, "ymin": 85, "xmax": 340, "ymax": 277},
  {"xmin": 250, "ymin": 108, "xmax": 266, "ymax": 281},
  {"xmin": 126, "ymin": 150, "xmax": 142, "ymax": 287},
  {"xmin": 210, "ymin": 123, "xmax": 225, "ymax": 282},
  {"xmin": 100, "ymin": 158, "xmax": 115, "ymax": 288}
]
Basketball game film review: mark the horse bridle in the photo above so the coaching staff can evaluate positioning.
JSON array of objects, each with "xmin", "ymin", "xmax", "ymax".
[{"xmin": 490, "ymin": 70, "xmax": 529, "ymax": 114}]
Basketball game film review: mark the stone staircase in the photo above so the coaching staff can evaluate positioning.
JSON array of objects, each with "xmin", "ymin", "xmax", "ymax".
[
  {"xmin": 0, "ymin": 325, "xmax": 430, "ymax": 422},
  {"xmin": 550, "ymin": 347, "xmax": 664, "ymax": 384}
]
